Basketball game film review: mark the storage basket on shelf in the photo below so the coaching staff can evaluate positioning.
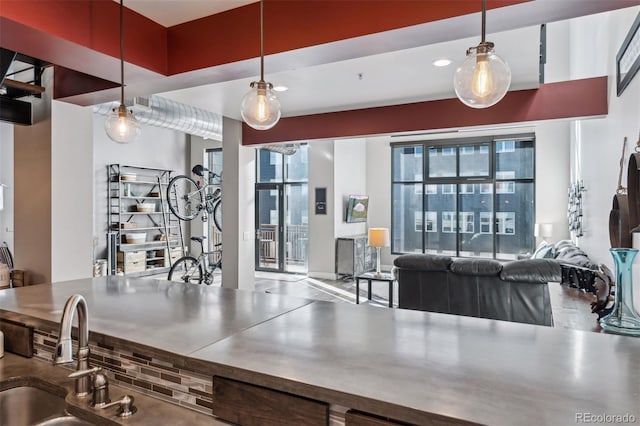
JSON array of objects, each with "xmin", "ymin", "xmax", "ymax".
[
  {"xmin": 136, "ymin": 203, "xmax": 155, "ymax": 213},
  {"xmin": 125, "ymin": 233, "xmax": 146, "ymax": 244}
]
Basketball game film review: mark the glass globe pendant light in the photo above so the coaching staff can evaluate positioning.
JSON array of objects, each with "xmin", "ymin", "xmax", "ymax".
[
  {"xmin": 105, "ymin": 0, "xmax": 141, "ymax": 143},
  {"xmin": 453, "ymin": 0, "xmax": 511, "ymax": 108},
  {"xmin": 240, "ymin": 0, "xmax": 281, "ymax": 130}
]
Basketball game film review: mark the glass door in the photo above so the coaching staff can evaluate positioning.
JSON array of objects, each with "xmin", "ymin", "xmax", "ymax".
[
  {"xmin": 284, "ymin": 184, "xmax": 308, "ymax": 273},
  {"xmin": 256, "ymin": 184, "xmax": 282, "ymax": 271}
]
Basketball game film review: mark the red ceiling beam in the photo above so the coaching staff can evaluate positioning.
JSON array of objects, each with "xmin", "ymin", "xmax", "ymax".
[
  {"xmin": 241, "ymin": 77, "xmax": 608, "ymax": 144},
  {"xmin": 0, "ymin": 0, "xmax": 167, "ymax": 75},
  {"xmin": 53, "ymin": 66, "xmax": 120, "ymax": 99},
  {"xmin": 167, "ymin": 0, "xmax": 528, "ymax": 75},
  {"xmin": 0, "ymin": 0, "xmax": 527, "ymax": 79}
]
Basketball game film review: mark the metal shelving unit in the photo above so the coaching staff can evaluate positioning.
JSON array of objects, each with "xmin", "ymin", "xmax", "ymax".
[{"xmin": 107, "ymin": 164, "xmax": 184, "ymax": 276}]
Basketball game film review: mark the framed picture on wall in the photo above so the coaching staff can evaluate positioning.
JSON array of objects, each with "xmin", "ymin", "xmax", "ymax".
[{"xmin": 616, "ymin": 11, "xmax": 640, "ymax": 96}]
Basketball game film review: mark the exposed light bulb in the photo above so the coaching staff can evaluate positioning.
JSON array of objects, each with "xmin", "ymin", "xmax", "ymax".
[
  {"xmin": 471, "ymin": 55, "xmax": 493, "ymax": 97},
  {"xmin": 256, "ymin": 89, "xmax": 268, "ymax": 122},
  {"xmin": 241, "ymin": 81, "xmax": 281, "ymax": 130},
  {"xmin": 105, "ymin": 104, "xmax": 141, "ymax": 143}
]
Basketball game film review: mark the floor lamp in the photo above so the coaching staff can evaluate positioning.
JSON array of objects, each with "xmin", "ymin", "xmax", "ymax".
[{"xmin": 368, "ymin": 228, "xmax": 390, "ymax": 277}]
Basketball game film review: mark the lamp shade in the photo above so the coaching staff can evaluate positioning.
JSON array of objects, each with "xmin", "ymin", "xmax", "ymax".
[
  {"xmin": 368, "ymin": 228, "xmax": 390, "ymax": 248},
  {"xmin": 105, "ymin": 105, "xmax": 141, "ymax": 143},
  {"xmin": 453, "ymin": 47, "xmax": 511, "ymax": 109},
  {"xmin": 240, "ymin": 81, "xmax": 281, "ymax": 130},
  {"xmin": 534, "ymin": 223, "xmax": 553, "ymax": 239}
]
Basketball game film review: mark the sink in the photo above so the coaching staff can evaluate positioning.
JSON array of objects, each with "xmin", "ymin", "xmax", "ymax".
[
  {"xmin": 34, "ymin": 416, "xmax": 95, "ymax": 426},
  {"xmin": 0, "ymin": 386, "xmax": 93, "ymax": 426}
]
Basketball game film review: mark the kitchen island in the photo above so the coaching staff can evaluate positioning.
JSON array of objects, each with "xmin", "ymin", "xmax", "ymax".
[{"xmin": 1, "ymin": 276, "xmax": 640, "ymax": 425}]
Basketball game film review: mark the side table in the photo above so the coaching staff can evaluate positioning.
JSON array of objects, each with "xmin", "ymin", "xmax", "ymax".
[{"xmin": 355, "ymin": 272, "xmax": 395, "ymax": 308}]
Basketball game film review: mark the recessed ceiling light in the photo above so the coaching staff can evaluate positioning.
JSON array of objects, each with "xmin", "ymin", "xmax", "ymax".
[
  {"xmin": 433, "ymin": 59, "xmax": 452, "ymax": 67},
  {"xmin": 272, "ymin": 85, "xmax": 288, "ymax": 92}
]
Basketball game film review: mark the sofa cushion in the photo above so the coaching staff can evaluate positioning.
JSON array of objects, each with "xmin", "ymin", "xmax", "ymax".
[
  {"xmin": 393, "ymin": 254, "xmax": 452, "ymax": 271},
  {"xmin": 450, "ymin": 258, "xmax": 502, "ymax": 276},
  {"xmin": 500, "ymin": 259, "xmax": 561, "ymax": 283}
]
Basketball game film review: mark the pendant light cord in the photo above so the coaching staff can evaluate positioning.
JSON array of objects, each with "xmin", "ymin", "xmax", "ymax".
[
  {"xmin": 259, "ymin": 0, "xmax": 265, "ymax": 82},
  {"xmin": 481, "ymin": 0, "xmax": 486, "ymax": 44},
  {"xmin": 119, "ymin": 0, "xmax": 125, "ymax": 104}
]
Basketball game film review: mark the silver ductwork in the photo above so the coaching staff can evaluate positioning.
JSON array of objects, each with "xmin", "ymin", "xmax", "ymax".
[
  {"xmin": 260, "ymin": 143, "xmax": 300, "ymax": 155},
  {"xmin": 93, "ymin": 95, "xmax": 223, "ymax": 141}
]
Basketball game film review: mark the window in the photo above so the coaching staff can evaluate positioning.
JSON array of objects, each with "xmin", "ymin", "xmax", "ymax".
[
  {"xmin": 426, "ymin": 211, "xmax": 437, "ymax": 232},
  {"xmin": 414, "ymin": 211, "xmax": 423, "ymax": 232},
  {"xmin": 496, "ymin": 181, "xmax": 515, "ymax": 194},
  {"xmin": 460, "ymin": 183, "xmax": 474, "ymax": 194},
  {"xmin": 496, "ymin": 141, "xmax": 515, "ymax": 153},
  {"xmin": 496, "ymin": 171, "xmax": 515, "ymax": 179},
  {"xmin": 442, "ymin": 184, "xmax": 456, "ymax": 194},
  {"xmin": 460, "ymin": 212, "xmax": 474, "ymax": 233},
  {"xmin": 392, "ymin": 136, "xmax": 535, "ymax": 259},
  {"xmin": 442, "ymin": 212, "xmax": 456, "ymax": 233},
  {"xmin": 480, "ymin": 184, "xmax": 493, "ymax": 194},
  {"xmin": 460, "ymin": 146, "xmax": 475, "ymax": 155},
  {"xmin": 480, "ymin": 212, "xmax": 493, "ymax": 234},
  {"xmin": 496, "ymin": 212, "xmax": 515, "ymax": 235}
]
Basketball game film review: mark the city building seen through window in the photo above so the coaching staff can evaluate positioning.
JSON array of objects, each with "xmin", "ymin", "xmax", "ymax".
[{"xmin": 391, "ymin": 135, "xmax": 535, "ymax": 260}]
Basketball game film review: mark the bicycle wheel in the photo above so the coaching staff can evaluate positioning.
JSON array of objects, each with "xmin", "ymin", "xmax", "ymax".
[
  {"xmin": 167, "ymin": 175, "xmax": 203, "ymax": 221},
  {"xmin": 167, "ymin": 256, "xmax": 203, "ymax": 284},
  {"xmin": 213, "ymin": 199, "xmax": 222, "ymax": 232}
]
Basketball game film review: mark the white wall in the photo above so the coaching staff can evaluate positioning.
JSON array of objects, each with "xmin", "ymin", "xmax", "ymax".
[
  {"xmin": 366, "ymin": 136, "xmax": 392, "ymax": 268},
  {"xmin": 51, "ymin": 101, "xmax": 94, "ymax": 282},
  {"xmin": 92, "ymin": 114, "xmax": 189, "ymax": 261},
  {"xmin": 534, "ymin": 120, "xmax": 571, "ymax": 244},
  {"xmin": 334, "ymin": 138, "xmax": 367, "ymax": 237},
  {"xmin": 221, "ymin": 117, "xmax": 255, "ymax": 290},
  {"xmin": 307, "ymin": 140, "xmax": 336, "ymax": 279},
  {"xmin": 568, "ymin": 7, "xmax": 640, "ymax": 270},
  {"xmin": 189, "ymin": 135, "xmax": 222, "ymax": 255},
  {"xmin": 0, "ymin": 122, "xmax": 14, "ymax": 254}
]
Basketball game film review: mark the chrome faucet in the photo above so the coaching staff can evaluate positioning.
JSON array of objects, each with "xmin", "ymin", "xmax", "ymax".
[
  {"xmin": 53, "ymin": 294, "xmax": 136, "ymax": 416},
  {"xmin": 53, "ymin": 294, "xmax": 92, "ymax": 396}
]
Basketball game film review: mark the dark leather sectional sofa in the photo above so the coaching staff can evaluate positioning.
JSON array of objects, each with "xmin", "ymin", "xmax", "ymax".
[{"xmin": 393, "ymin": 254, "xmax": 562, "ymax": 326}]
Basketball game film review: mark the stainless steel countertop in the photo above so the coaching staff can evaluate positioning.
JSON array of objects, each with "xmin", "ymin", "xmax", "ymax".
[
  {"xmin": 0, "ymin": 276, "xmax": 312, "ymax": 355},
  {"xmin": 2, "ymin": 277, "xmax": 640, "ymax": 425},
  {"xmin": 191, "ymin": 301, "xmax": 640, "ymax": 425}
]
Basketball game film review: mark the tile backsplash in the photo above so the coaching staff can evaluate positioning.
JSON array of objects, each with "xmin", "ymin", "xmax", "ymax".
[{"xmin": 33, "ymin": 328, "xmax": 213, "ymax": 416}]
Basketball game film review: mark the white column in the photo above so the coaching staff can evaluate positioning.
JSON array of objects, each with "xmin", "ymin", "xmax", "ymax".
[
  {"xmin": 51, "ymin": 100, "xmax": 94, "ymax": 282},
  {"xmin": 221, "ymin": 117, "xmax": 255, "ymax": 290}
]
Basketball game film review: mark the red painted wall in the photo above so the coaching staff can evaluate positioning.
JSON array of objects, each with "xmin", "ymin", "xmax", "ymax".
[{"xmin": 242, "ymin": 77, "xmax": 609, "ymax": 144}]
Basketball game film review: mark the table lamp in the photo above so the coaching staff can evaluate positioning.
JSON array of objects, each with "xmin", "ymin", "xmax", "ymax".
[
  {"xmin": 534, "ymin": 223, "xmax": 553, "ymax": 243},
  {"xmin": 368, "ymin": 228, "xmax": 390, "ymax": 277}
]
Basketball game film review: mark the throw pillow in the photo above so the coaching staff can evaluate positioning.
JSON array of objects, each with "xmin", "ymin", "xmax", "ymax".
[{"xmin": 532, "ymin": 242, "xmax": 554, "ymax": 259}]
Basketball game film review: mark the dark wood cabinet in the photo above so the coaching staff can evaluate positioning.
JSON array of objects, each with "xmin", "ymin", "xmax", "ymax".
[{"xmin": 212, "ymin": 376, "xmax": 329, "ymax": 426}]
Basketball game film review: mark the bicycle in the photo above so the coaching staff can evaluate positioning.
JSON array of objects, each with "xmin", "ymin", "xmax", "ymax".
[
  {"xmin": 167, "ymin": 236, "xmax": 221, "ymax": 285},
  {"xmin": 167, "ymin": 165, "xmax": 222, "ymax": 231}
]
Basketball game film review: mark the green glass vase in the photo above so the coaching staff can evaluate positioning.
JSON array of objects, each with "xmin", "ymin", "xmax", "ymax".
[{"xmin": 600, "ymin": 248, "xmax": 640, "ymax": 336}]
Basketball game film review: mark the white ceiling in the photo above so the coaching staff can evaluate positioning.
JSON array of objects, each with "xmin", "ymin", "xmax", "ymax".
[
  {"xmin": 120, "ymin": 0, "xmax": 255, "ymax": 26},
  {"xmin": 159, "ymin": 25, "xmax": 541, "ymax": 120}
]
